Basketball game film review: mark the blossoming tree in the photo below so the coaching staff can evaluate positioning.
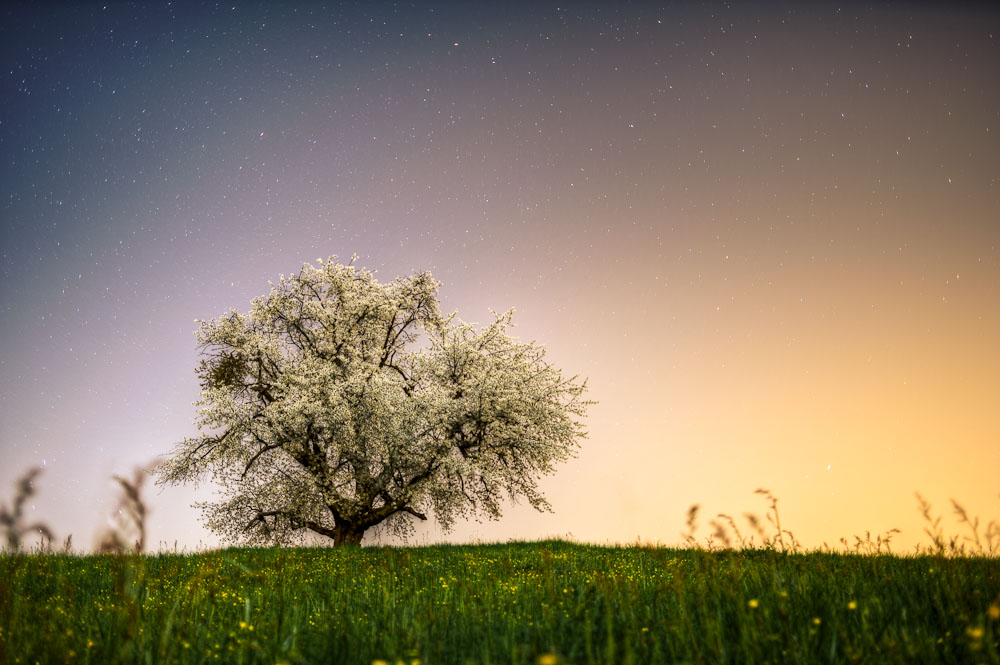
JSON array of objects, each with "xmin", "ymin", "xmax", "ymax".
[{"xmin": 158, "ymin": 257, "xmax": 592, "ymax": 545}]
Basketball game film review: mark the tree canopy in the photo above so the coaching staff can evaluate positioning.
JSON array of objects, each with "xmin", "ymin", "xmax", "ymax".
[{"xmin": 157, "ymin": 257, "xmax": 592, "ymax": 545}]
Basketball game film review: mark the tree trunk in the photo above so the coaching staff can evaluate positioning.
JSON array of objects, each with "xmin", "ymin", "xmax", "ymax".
[{"xmin": 332, "ymin": 523, "xmax": 365, "ymax": 546}]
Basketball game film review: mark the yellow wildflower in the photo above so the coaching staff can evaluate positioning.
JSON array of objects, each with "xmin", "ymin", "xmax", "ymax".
[
  {"xmin": 747, "ymin": 599, "xmax": 759, "ymax": 608},
  {"xmin": 537, "ymin": 654, "xmax": 559, "ymax": 665},
  {"xmin": 989, "ymin": 604, "xmax": 1000, "ymax": 620},
  {"xmin": 847, "ymin": 601, "xmax": 857, "ymax": 610},
  {"xmin": 966, "ymin": 626, "xmax": 984, "ymax": 639},
  {"xmin": 813, "ymin": 617, "xmax": 821, "ymax": 625}
]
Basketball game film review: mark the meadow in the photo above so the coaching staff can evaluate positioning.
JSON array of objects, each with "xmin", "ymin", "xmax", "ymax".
[{"xmin": 1, "ymin": 539, "xmax": 999, "ymax": 665}]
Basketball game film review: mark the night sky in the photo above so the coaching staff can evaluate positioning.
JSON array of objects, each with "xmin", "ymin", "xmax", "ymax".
[{"xmin": 2, "ymin": 2, "xmax": 998, "ymax": 552}]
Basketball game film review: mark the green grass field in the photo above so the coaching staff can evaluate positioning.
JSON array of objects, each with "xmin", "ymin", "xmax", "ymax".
[{"xmin": 1, "ymin": 541, "xmax": 998, "ymax": 664}]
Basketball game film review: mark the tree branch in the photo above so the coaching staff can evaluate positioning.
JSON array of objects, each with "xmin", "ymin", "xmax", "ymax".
[
  {"xmin": 242, "ymin": 443, "xmax": 282, "ymax": 479},
  {"xmin": 401, "ymin": 506, "xmax": 428, "ymax": 520}
]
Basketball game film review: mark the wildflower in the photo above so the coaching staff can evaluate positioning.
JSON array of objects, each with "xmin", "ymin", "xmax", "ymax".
[
  {"xmin": 86, "ymin": 640, "xmax": 95, "ymax": 648},
  {"xmin": 847, "ymin": 601, "xmax": 857, "ymax": 610},
  {"xmin": 537, "ymin": 654, "xmax": 559, "ymax": 665},
  {"xmin": 373, "ymin": 661, "xmax": 390, "ymax": 665},
  {"xmin": 748, "ymin": 599, "xmax": 759, "ymax": 608},
  {"xmin": 989, "ymin": 604, "xmax": 1000, "ymax": 620},
  {"xmin": 812, "ymin": 617, "xmax": 821, "ymax": 625},
  {"xmin": 966, "ymin": 627, "xmax": 984, "ymax": 639}
]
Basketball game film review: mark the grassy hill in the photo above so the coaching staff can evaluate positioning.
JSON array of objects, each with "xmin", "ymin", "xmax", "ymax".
[{"xmin": 1, "ymin": 540, "xmax": 998, "ymax": 664}]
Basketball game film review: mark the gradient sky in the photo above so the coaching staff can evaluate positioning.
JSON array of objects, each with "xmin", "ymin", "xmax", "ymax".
[{"xmin": 2, "ymin": 1, "xmax": 998, "ymax": 553}]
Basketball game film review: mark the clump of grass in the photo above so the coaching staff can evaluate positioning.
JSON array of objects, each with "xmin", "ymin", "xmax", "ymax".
[
  {"xmin": 915, "ymin": 492, "xmax": 1000, "ymax": 557},
  {"xmin": 833, "ymin": 528, "xmax": 902, "ymax": 555},
  {"xmin": 685, "ymin": 488, "xmax": 799, "ymax": 553},
  {"xmin": 685, "ymin": 489, "xmax": 997, "ymax": 558},
  {"xmin": 0, "ymin": 467, "xmax": 54, "ymax": 552}
]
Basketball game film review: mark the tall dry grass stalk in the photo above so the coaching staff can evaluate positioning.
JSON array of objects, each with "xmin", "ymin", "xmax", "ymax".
[
  {"xmin": 0, "ymin": 467, "xmax": 54, "ymax": 552},
  {"xmin": 681, "ymin": 504, "xmax": 699, "ymax": 547},
  {"xmin": 97, "ymin": 463, "xmax": 159, "ymax": 554}
]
